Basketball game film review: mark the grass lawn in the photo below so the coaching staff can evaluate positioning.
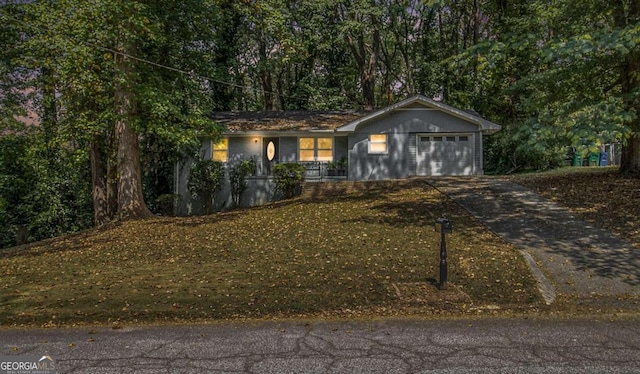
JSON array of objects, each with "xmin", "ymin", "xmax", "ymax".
[{"xmin": 1, "ymin": 179, "xmax": 541, "ymax": 327}]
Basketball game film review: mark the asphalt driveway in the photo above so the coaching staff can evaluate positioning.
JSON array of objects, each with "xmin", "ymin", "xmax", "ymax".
[{"xmin": 427, "ymin": 176, "xmax": 640, "ymax": 305}]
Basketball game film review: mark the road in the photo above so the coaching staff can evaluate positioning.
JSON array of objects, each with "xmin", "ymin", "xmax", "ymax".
[{"xmin": 2, "ymin": 318, "xmax": 640, "ymax": 373}]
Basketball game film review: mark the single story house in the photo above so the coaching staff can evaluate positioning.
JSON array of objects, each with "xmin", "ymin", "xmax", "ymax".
[{"xmin": 175, "ymin": 95, "xmax": 501, "ymax": 214}]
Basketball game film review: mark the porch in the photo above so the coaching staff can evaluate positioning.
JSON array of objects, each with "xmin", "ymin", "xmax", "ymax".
[{"xmin": 252, "ymin": 159, "xmax": 348, "ymax": 181}]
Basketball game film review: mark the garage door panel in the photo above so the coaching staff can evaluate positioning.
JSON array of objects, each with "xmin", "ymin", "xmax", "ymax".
[{"xmin": 416, "ymin": 134, "xmax": 473, "ymax": 176}]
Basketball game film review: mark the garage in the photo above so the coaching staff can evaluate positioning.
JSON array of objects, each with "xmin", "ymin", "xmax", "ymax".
[{"xmin": 416, "ymin": 133, "xmax": 475, "ymax": 176}]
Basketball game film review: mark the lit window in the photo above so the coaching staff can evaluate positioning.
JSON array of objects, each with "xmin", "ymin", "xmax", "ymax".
[
  {"xmin": 212, "ymin": 138, "xmax": 228, "ymax": 162},
  {"xmin": 299, "ymin": 137, "xmax": 333, "ymax": 161},
  {"xmin": 317, "ymin": 137, "xmax": 333, "ymax": 161},
  {"xmin": 369, "ymin": 134, "xmax": 387, "ymax": 154},
  {"xmin": 299, "ymin": 138, "xmax": 315, "ymax": 161}
]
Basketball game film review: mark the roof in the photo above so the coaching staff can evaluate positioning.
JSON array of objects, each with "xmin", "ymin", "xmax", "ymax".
[
  {"xmin": 212, "ymin": 111, "xmax": 370, "ymax": 133},
  {"xmin": 336, "ymin": 95, "xmax": 502, "ymax": 133},
  {"xmin": 212, "ymin": 96, "xmax": 501, "ymax": 135}
]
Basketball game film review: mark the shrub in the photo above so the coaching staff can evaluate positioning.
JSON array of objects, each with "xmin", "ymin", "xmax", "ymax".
[
  {"xmin": 188, "ymin": 159, "xmax": 224, "ymax": 215},
  {"xmin": 272, "ymin": 163, "xmax": 306, "ymax": 199},
  {"xmin": 229, "ymin": 158, "xmax": 256, "ymax": 207},
  {"xmin": 156, "ymin": 194, "xmax": 180, "ymax": 216}
]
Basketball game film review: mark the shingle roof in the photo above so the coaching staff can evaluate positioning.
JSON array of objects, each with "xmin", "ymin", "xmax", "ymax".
[{"xmin": 211, "ymin": 111, "xmax": 370, "ymax": 133}]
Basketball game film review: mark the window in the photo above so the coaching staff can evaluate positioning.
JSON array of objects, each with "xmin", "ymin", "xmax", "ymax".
[
  {"xmin": 369, "ymin": 134, "xmax": 388, "ymax": 154},
  {"xmin": 299, "ymin": 137, "xmax": 333, "ymax": 161},
  {"xmin": 446, "ymin": 136, "xmax": 456, "ymax": 142},
  {"xmin": 299, "ymin": 138, "xmax": 315, "ymax": 161},
  {"xmin": 432, "ymin": 136, "xmax": 443, "ymax": 142},
  {"xmin": 459, "ymin": 135, "xmax": 469, "ymax": 142},
  {"xmin": 317, "ymin": 137, "xmax": 333, "ymax": 161},
  {"xmin": 212, "ymin": 138, "xmax": 228, "ymax": 162}
]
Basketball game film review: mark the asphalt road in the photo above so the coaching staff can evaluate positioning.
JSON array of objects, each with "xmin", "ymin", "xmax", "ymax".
[{"xmin": 2, "ymin": 318, "xmax": 640, "ymax": 373}]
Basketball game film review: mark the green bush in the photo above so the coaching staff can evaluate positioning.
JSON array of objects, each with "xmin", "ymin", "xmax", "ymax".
[
  {"xmin": 156, "ymin": 194, "xmax": 180, "ymax": 216},
  {"xmin": 484, "ymin": 130, "xmax": 565, "ymax": 174},
  {"xmin": 188, "ymin": 159, "xmax": 224, "ymax": 215},
  {"xmin": 229, "ymin": 158, "xmax": 256, "ymax": 207},
  {"xmin": 272, "ymin": 163, "xmax": 306, "ymax": 199}
]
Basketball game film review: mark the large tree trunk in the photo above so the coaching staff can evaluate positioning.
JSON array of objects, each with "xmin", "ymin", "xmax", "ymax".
[
  {"xmin": 616, "ymin": 2, "xmax": 640, "ymax": 176},
  {"xmin": 90, "ymin": 136, "xmax": 110, "ymax": 225},
  {"xmin": 114, "ymin": 42, "xmax": 153, "ymax": 219},
  {"xmin": 620, "ymin": 133, "xmax": 640, "ymax": 176},
  {"xmin": 620, "ymin": 52, "xmax": 640, "ymax": 175},
  {"xmin": 258, "ymin": 38, "xmax": 275, "ymax": 111}
]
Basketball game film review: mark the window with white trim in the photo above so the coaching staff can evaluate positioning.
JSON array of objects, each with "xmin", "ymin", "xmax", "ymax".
[
  {"xmin": 212, "ymin": 138, "xmax": 228, "ymax": 162},
  {"xmin": 369, "ymin": 134, "xmax": 388, "ymax": 154},
  {"xmin": 299, "ymin": 137, "xmax": 333, "ymax": 161}
]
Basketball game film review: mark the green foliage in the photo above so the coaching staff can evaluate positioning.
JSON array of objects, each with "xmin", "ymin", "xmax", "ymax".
[
  {"xmin": 155, "ymin": 194, "xmax": 180, "ymax": 216},
  {"xmin": 336, "ymin": 156, "xmax": 348, "ymax": 170},
  {"xmin": 229, "ymin": 158, "xmax": 256, "ymax": 207},
  {"xmin": 272, "ymin": 163, "xmax": 306, "ymax": 199},
  {"xmin": 484, "ymin": 130, "xmax": 566, "ymax": 174},
  {"xmin": 0, "ymin": 133, "xmax": 93, "ymax": 249},
  {"xmin": 188, "ymin": 159, "xmax": 224, "ymax": 215}
]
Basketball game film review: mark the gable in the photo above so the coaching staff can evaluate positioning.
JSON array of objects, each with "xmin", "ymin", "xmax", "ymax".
[
  {"xmin": 348, "ymin": 109, "xmax": 481, "ymax": 134},
  {"xmin": 336, "ymin": 95, "xmax": 500, "ymax": 133}
]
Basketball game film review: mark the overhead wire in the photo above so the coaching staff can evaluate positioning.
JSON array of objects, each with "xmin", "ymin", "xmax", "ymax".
[{"xmin": 0, "ymin": 6, "xmax": 306, "ymax": 104}]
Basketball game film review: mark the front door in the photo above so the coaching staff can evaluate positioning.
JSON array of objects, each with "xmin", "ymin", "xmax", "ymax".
[{"xmin": 263, "ymin": 137, "xmax": 279, "ymax": 174}]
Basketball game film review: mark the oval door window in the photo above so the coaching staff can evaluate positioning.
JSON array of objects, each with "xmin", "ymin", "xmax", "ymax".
[{"xmin": 267, "ymin": 141, "xmax": 276, "ymax": 161}]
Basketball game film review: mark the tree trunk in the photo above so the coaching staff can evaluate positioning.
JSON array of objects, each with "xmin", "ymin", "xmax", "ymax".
[
  {"xmin": 114, "ymin": 42, "xmax": 153, "ymax": 220},
  {"xmin": 258, "ymin": 38, "xmax": 275, "ymax": 111},
  {"xmin": 616, "ymin": 2, "xmax": 640, "ymax": 176},
  {"xmin": 90, "ymin": 136, "xmax": 110, "ymax": 225},
  {"xmin": 620, "ymin": 133, "xmax": 640, "ymax": 176}
]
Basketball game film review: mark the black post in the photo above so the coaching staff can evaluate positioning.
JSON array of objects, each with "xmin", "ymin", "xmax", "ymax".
[{"xmin": 439, "ymin": 230, "xmax": 448, "ymax": 290}]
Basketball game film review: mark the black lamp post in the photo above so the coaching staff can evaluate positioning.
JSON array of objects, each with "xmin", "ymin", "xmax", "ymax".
[{"xmin": 435, "ymin": 217, "xmax": 452, "ymax": 290}]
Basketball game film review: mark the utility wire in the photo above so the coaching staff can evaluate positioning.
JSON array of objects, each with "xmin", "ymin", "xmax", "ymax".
[{"xmin": 0, "ymin": 7, "xmax": 301, "ymax": 103}]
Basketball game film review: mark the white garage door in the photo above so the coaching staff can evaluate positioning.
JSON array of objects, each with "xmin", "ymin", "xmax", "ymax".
[{"xmin": 416, "ymin": 134, "xmax": 474, "ymax": 176}]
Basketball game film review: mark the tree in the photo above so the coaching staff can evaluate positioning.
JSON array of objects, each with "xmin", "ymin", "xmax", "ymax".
[{"xmin": 16, "ymin": 0, "xmax": 222, "ymax": 223}]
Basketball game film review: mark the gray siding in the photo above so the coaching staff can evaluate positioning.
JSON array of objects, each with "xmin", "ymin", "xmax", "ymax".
[
  {"xmin": 352, "ymin": 109, "xmax": 478, "ymax": 135},
  {"xmin": 229, "ymin": 136, "xmax": 261, "ymax": 164},
  {"xmin": 348, "ymin": 132, "xmax": 411, "ymax": 180},
  {"xmin": 280, "ymin": 137, "xmax": 297, "ymax": 162},
  {"xmin": 475, "ymin": 132, "xmax": 483, "ymax": 174},
  {"xmin": 334, "ymin": 136, "xmax": 348, "ymax": 161},
  {"xmin": 347, "ymin": 109, "xmax": 481, "ymax": 180}
]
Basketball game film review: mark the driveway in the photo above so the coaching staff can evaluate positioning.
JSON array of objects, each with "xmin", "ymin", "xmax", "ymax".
[{"xmin": 428, "ymin": 177, "xmax": 640, "ymax": 305}]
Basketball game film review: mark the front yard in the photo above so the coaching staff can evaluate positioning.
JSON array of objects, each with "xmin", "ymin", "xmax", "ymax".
[{"xmin": 0, "ymin": 179, "xmax": 541, "ymax": 327}]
